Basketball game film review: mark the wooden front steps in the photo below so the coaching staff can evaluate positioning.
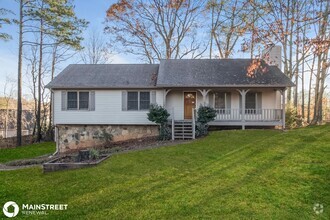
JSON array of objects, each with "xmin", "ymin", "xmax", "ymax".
[{"xmin": 172, "ymin": 120, "xmax": 195, "ymax": 140}]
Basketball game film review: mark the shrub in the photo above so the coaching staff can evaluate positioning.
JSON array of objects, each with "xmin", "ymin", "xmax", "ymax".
[
  {"xmin": 195, "ymin": 122, "xmax": 209, "ymax": 137},
  {"xmin": 147, "ymin": 104, "xmax": 171, "ymax": 140},
  {"xmin": 197, "ymin": 106, "xmax": 217, "ymax": 124},
  {"xmin": 89, "ymin": 148, "xmax": 100, "ymax": 160},
  {"xmin": 158, "ymin": 124, "xmax": 172, "ymax": 141},
  {"xmin": 101, "ymin": 129, "xmax": 113, "ymax": 145},
  {"xmin": 147, "ymin": 104, "xmax": 170, "ymax": 124},
  {"xmin": 195, "ymin": 106, "xmax": 217, "ymax": 137},
  {"xmin": 286, "ymin": 106, "xmax": 304, "ymax": 129}
]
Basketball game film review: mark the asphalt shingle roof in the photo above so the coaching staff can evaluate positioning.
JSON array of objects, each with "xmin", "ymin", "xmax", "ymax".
[
  {"xmin": 46, "ymin": 59, "xmax": 294, "ymax": 89},
  {"xmin": 46, "ymin": 64, "xmax": 159, "ymax": 89},
  {"xmin": 157, "ymin": 59, "xmax": 294, "ymax": 87}
]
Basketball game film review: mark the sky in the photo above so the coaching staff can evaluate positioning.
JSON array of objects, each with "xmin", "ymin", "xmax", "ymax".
[
  {"xmin": 0, "ymin": 0, "xmax": 328, "ymax": 98},
  {"xmin": 0, "ymin": 0, "xmax": 137, "ymax": 97}
]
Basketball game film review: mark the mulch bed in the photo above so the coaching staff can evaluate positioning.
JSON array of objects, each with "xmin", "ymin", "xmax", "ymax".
[{"xmin": 54, "ymin": 155, "xmax": 107, "ymax": 163}]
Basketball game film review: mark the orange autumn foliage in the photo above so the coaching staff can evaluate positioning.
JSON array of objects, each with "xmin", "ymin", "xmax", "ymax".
[{"xmin": 246, "ymin": 59, "xmax": 268, "ymax": 78}]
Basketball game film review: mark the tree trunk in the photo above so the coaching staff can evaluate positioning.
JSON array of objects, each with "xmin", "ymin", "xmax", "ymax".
[
  {"xmin": 16, "ymin": 0, "xmax": 23, "ymax": 146},
  {"xmin": 307, "ymin": 55, "xmax": 315, "ymax": 123},
  {"xmin": 301, "ymin": 60, "xmax": 305, "ymax": 119},
  {"xmin": 312, "ymin": 55, "xmax": 322, "ymax": 124},
  {"xmin": 5, "ymin": 104, "xmax": 8, "ymax": 138},
  {"xmin": 311, "ymin": 1, "xmax": 329, "ymax": 124},
  {"xmin": 209, "ymin": 3, "xmax": 214, "ymax": 59},
  {"xmin": 48, "ymin": 46, "xmax": 56, "ymax": 136},
  {"xmin": 37, "ymin": 10, "xmax": 44, "ymax": 142}
]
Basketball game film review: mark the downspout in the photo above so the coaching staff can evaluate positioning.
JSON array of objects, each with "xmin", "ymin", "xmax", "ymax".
[
  {"xmin": 51, "ymin": 90, "xmax": 59, "ymax": 155},
  {"xmin": 53, "ymin": 126, "xmax": 59, "ymax": 156}
]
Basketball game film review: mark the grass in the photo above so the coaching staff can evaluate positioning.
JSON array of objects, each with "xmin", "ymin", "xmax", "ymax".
[
  {"xmin": 0, "ymin": 142, "xmax": 55, "ymax": 163},
  {"xmin": 0, "ymin": 125, "xmax": 329, "ymax": 219}
]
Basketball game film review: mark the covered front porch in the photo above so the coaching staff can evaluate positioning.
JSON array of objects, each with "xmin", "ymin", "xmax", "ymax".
[{"xmin": 163, "ymin": 87, "xmax": 286, "ymax": 130}]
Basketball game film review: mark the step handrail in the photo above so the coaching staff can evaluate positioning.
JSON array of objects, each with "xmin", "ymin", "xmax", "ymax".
[
  {"xmin": 192, "ymin": 108, "xmax": 196, "ymax": 139},
  {"xmin": 171, "ymin": 107, "xmax": 174, "ymax": 140}
]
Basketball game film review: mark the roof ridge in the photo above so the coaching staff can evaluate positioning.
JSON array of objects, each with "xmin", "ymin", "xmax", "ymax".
[{"xmin": 68, "ymin": 63, "xmax": 159, "ymax": 66}]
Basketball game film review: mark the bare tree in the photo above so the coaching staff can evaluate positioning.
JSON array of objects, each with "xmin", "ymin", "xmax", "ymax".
[
  {"xmin": 105, "ymin": 0, "xmax": 207, "ymax": 63},
  {"xmin": 24, "ymin": 44, "xmax": 39, "ymax": 135},
  {"xmin": 80, "ymin": 31, "xmax": 111, "ymax": 64},
  {"xmin": 2, "ymin": 77, "xmax": 16, "ymax": 138},
  {"xmin": 249, "ymin": 0, "xmax": 315, "ymax": 103},
  {"xmin": 47, "ymin": 44, "xmax": 78, "ymax": 137},
  {"xmin": 208, "ymin": 0, "xmax": 259, "ymax": 58},
  {"xmin": 311, "ymin": 0, "xmax": 330, "ymax": 124}
]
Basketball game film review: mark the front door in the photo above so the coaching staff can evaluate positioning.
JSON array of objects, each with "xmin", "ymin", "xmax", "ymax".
[{"xmin": 184, "ymin": 92, "xmax": 196, "ymax": 119}]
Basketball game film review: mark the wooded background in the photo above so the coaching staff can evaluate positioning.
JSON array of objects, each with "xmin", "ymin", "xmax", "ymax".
[{"xmin": 0, "ymin": 0, "xmax": 329, "ymax": 145}]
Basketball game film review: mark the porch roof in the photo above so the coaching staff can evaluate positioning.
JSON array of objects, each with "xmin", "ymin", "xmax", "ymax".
[{"xmin": 157, "ymin": 59, "xmax": 294, "ymax": 88}]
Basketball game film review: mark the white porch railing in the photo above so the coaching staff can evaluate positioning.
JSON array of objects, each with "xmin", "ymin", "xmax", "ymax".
[{"xmin": 215, "ymin": 109, "xmax": 283, "ymax": 121}]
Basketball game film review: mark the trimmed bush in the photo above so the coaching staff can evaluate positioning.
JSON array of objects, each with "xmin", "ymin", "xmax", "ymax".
[
  {"xmin": 195, "ymin": 122, "xmax": 208, "ymax": 137},
  {"xmin": 196, "ymin": 106, "xmax": 217, "ymax": 137},
  {"xmin": 147, "ymin": 104, "xmax": 171, "ymax": 140},
  {"xmin": 197, "ymin": 106, "xmax": 217, "ymax": 124}
]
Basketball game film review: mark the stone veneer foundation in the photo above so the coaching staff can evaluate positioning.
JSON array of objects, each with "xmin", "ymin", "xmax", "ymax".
[{"xmin": 57, "ymin": 125, "xmax": 159, "ymax": 153}]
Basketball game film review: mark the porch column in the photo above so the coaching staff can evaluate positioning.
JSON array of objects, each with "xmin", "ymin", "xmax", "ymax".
[
  {"xmin": 163, "ymin": 89, "xmax": 171, "ymax": 107},
  {"xmin": 280, "ymin": 89, "xmax": 286, "ymax": 129},
  {"xmin": 237, "ymin": 89, "xmax": 250, "ymax": 130},
  {"xmin": 197, "ymin": 89, "xmax": 211, "ymax": 106}
]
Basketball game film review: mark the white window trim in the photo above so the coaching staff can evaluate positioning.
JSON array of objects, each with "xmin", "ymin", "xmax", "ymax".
[
  {"xmin": 127, "ymin": 91, "xmax": 151, "ymax": 111},
  {"xmin": 213, "ymin": 92, "xmax": 229, "ymax": 109},
  {"xmin": 67, "ymin": 91, "xmax": 90, "ymax": 111}
]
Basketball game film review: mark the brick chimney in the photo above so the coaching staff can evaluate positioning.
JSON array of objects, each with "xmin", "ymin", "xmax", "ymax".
[{"xmin": 262, "ymin": 45, "xmax": 282, "ymax": 70}]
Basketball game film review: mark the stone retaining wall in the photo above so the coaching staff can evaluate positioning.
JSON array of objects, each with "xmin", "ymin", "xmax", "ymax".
[
  {"xmin": 0, "ymin": 135, "xmax": 34, "ymax": 149},
  {"xmin": 57, "ymin": 125, "xmax": 159, "ymax": 153}
]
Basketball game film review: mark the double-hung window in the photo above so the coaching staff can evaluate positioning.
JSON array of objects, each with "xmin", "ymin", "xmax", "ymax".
[
  {"xmin": 67, "ymin": 91, "xmax": 89, "ymax": 110},
  {"xmin": 127, "ymin": 91, "xmax": 150, "ymax": 111},
  {"xmin": 245, "ymin": 93, "xmax": 256, "ymax": 110},
  {"xmin": 241, "ymin": 92, "xmax": 262, "ymax": 114},
  {"xmin": 213, "ymin": 92, "xmax": 231, "ymax": 114}
]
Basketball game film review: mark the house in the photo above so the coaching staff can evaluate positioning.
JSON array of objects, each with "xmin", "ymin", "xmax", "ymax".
[{"xmin": 46, "ymin": 58, "xmax": 294, "ymax": 153}]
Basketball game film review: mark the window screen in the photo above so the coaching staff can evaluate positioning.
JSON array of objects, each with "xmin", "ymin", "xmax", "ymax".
[
  {"xmin": 214, "ymin": 92, "xmax": 226, "ymax": 109},
  {"xmin": 127, "ymin": 92, "xmax": 139, "ymax": 110},
  {"xmin": 140, "ymin": 92, "xmax": 150, "ymax": 110},
  {"xmin": 246, "ymin": 92, "xmax": 256, "ymax": 109},
  {"xmin": 67, "ymin": 92, "xmax": 78, "ymax": 110},
  {"xmin": 79, "ymin": 92, "xmax": 89, "ymax": 110}
]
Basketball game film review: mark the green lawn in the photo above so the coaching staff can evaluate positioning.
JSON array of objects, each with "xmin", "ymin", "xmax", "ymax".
[
  {"xmin": 0, "ymin": 142, "xmax": 55, "ymax": 163},
  {"xmin": 0, "ymin": 125, "xmax": 329, "ymax": 219}
]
